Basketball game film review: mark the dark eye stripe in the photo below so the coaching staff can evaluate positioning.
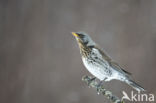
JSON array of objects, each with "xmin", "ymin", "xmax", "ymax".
[{"xmin": 76, "ymin": 33, "xmax": 84, "ymax": 38}]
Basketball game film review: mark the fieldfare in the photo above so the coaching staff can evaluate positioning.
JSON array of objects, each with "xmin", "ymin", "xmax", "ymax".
[{"xmin": 72, "ymin": 32, "xmax": 145, "ymax": 92}]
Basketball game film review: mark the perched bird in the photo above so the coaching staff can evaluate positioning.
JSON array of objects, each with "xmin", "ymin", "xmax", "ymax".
[{"xmin": 72, "ymin": 32, "xmax": 145, "ymax": 92}]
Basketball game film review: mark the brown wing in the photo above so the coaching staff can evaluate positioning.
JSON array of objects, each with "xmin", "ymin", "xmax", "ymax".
[
  {"xmin": 94, "ymin": 45, "xmax": 131, "ymax": 76},
  {"xmin": 94, "ymin": 46, "xmax": 112, "ymax": 62},
  {"xmin": 110, "ymin": 61, "xmax": 132, "ymax": 75}
]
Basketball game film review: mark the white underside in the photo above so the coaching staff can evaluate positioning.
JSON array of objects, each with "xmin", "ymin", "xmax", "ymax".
[{"xmin": 82, "ymin": 48, "xmax": 124, "ymax": 81}]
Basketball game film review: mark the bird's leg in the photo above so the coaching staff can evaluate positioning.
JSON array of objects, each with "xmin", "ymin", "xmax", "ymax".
[
  {"xmin": 87, "ymin": 77, "xmax": 96, "ymax": 86},
  {"xmin": 96, "ymin": 78, "xmax": 107, "ymax": 93},
  {"xmin": 97, "ymin": 81, "xmax": 103, "ymax": 87},
  {"xmin": 96, "ymin": 81, "xmax": 103, "ymax": 93}
]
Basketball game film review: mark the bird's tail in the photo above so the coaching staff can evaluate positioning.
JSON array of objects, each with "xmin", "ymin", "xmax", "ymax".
[{"xmin": 125, "ymin": 79, "xmax": 145, "ymax": 92}]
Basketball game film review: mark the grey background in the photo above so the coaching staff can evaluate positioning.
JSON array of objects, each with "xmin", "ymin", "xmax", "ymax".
[{"xmin": 0, "ymin": 0, "xmax": 156, "ymax": 103}]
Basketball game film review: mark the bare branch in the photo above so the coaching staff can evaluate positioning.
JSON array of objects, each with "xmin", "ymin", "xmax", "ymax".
[{"xmin": 82, "ymin": 75, "xmax": 124, "ymax": 103}]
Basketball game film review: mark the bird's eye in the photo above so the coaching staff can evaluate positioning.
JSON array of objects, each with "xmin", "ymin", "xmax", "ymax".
[{"xmin": 76, "ymin": 33, "xmax": 84, "ymax": 38}]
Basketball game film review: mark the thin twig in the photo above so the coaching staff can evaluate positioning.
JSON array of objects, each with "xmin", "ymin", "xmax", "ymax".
[{"xmin": 82, "ymin": 75, "xmax": 124, "ymax": 103}]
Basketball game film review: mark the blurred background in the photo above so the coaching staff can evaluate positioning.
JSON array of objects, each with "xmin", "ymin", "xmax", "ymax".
[{"xmin": 0, "ymin": 0, "xmax": 156, "ymax": 103}]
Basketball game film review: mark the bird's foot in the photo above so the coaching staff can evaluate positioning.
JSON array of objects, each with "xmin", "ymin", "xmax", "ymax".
[
  {"xmin": 87, "ymin": 77, "xmax": 96, "ymax": 87},
  {"xmin": 96, "ymin": 81, "xmax": 103, "ymax": 94}
]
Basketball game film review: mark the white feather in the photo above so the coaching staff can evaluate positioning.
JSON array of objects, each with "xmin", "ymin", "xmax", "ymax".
[{"xmin": 82, "ymin": 48, "xmax": 125, "ymax": 81}]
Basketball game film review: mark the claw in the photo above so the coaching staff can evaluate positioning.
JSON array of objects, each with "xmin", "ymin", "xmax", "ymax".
[{"xmin": 96, "ymin": 81, "xmax": 103, "ymax": 93}]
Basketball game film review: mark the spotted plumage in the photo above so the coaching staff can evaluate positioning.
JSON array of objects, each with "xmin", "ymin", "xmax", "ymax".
[{"xmin": 72, "ymin": 32, "xmax": 145, "ymax": 92}]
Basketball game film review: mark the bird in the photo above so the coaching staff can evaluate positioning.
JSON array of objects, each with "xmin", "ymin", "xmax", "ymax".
[{"xmin": 72, "ymin": 32, "xmax": 145, "ymax": 92}]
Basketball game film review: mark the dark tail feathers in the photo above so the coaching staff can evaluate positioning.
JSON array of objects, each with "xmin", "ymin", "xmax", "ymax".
[{"xmin": 125, "ymin": 79, "xmax": 145, "ymax": 92}]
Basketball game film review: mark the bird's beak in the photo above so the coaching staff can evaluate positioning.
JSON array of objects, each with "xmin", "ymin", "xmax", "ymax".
[{"xmin": 72, "ymin": 32, "xmax": 79, "ymax": 37}]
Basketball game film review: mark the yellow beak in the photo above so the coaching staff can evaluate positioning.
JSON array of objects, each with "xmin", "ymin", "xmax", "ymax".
[{"xmin": 72, "ymin": 32, "xmax": 79, "ymax": 37}]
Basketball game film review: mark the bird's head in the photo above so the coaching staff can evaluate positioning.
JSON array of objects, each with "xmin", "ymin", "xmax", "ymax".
[{"xmin": 72, "ymin": 32, "xmax": 95, "ymax": 47}]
